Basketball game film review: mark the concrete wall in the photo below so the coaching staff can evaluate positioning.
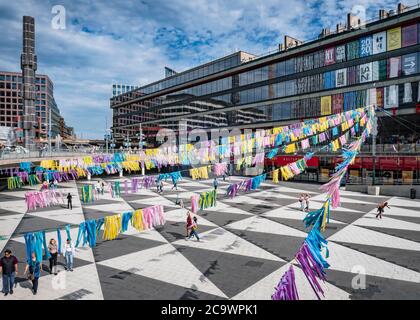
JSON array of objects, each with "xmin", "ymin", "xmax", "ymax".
[{"xmin": 346, "ymin": 185, "xmax": 420, "ymax": 199}]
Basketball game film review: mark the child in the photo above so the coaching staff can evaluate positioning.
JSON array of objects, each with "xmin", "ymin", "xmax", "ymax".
[
  {"xmin": 299, "ymin": 194, "xmax": 304, "ymax": 211},
  {"xmin": 188, "ymin": 217, "xmax": 200, "ymax": 241},
  {"xmin": 376, "ymin": 202, "xmax": 390, "ymax": 219}
]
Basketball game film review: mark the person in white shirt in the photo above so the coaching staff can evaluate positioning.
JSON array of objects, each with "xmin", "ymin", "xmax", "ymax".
[{"xmin": 62, "ymin": 239, "xmax": 75, "ymax": 272}]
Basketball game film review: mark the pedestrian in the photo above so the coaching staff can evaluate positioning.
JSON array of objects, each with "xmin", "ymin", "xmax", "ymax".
[
  {"xmin": 298, "ymin": 194, "xmax": 305, "ymax": 211},
  {"xmin": 53, "ymin": 179, "xmax": 58, "ymax": 189},
  {"xmin": 222, "ymin": 174, "xmax": 226, "ymax": 181},
  {"xmin": 185, "ymin": 211, "xmax": 193, "ymax": 239},
  {"xmin": 156, "ymin": 179, "xmax": 160, "ymax": 193},
  {"xmin": 48, "ymin": 238, "xmax": 58, "ymax": 275},
  {"xmin": 67, "ymin": 193, "xmax": 72, "ymax": 210},
  {"xmin": 100, "ymin": 181, "xmax": 105, "ymax": 195},
  {"xmin": 171, "ymin": 180, "xmax": 178, "ymax": 191},
  {"xmin": 213, "ymin": 178, "xmax": 218, "ymax": 191},
  {"xmin": 376, "ymin": 202, "xmax": 390, "ymax": 219},
  {"xmin": 24, "ymin": 252, "xmax": 41, "ymax": 295},
  {"xmin": 304, "ymin": 194, "xmax": 310, "ymax": 212},
  {"xmin": 188, "ymin": 216, "xmax": 200, "ymax": 241},
  {"xmin": 41, "ymin": 181, "xmax": 48, "ymax": 191},
  {"xmin": 0, "ymin": 249, "xmax": 19, "ymax": 296},
  {"xmin": 159, "ymin": 180, "xmax": 164, "ymax": 194},
  {"xmin": 62, "ymin": 238, "xmax": 75, "ymax": 272},
  {"xmin": 95, "ymin": 181, "xmax": 102, "ymax": 194}
]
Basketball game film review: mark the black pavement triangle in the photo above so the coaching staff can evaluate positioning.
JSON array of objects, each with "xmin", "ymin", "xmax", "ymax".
[
  {"xmin": 1, "ymin": 239, "xmax": 92, "ymax": 280},
  {"xmin": 0, "ymin": 194, "xmax": 26, "ymax": 202},
  {"xmin": 328, "ymin": 210, "xmax": 367, "ymax": 224},
  {"xmin": 389, "ymin": 204, "xmax": 420, "ymax": 212},
  {"xmin": 0, "ymin": 208, "xmax": 24, "ymax": 216},
  {"xmin": 325, "ymin": 268, "xmax": 420, "ymax": 300},
  {"xmin": 93, "ymin": 230, "xmax": 165, "ymax": 263},
  {"xmin": 154, "ymin": 221, "xmax": 216, "ymax": 243},
  {"xmin": 173, "ymin": 244, "xmax": 285, "ymax": 298},
  {"xmin": 382, "ymin": 214, "xmax": 420, "ymax": 225},
  {"xmin": 13, "ymin": 214, "xmax": 78, "ymax": 235},
  {"xmin": 311, "ymin": 199, "xmax": 376, "ymax": 214},
  {"xmin": 338, "ymin": 194, "xmax": 391, "ymax": 204},
  {"xmin": 96, "ymin": 264, "xmax": 227, "ymax": 300},
  {"xmin": 220, "ymin": 200, "xmax": 280, "ymax": 215},
  {"xmin": 81, "ymin": 207, "xmax": 118, "ymax": 221},
  {"xmin": 333, "ymin": 240, "xmax": 420, "ymax": 273},
  {"xmin": 360, "ymin": 225, "xmax": 420, "ymax": 244},
  {"xmin": 121, "ymin": 193, "xmax": 161, "ymax": 201},
  {"xmin": 227, "ymin": 228, "xmax": 305, "ymax": 262},
  {"xmin": 264, "ymin": 216, "xmax": 346, "ymax": 238},
  {"xmin": 81, "ymin": 198, "xmax": 121, "ymax": 207},
  {"xmin": 200, "ymin": 210, "xmax": 252, "ymax": 227}
]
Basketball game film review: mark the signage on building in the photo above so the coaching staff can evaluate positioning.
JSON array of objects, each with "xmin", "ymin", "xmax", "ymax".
[
  {"xmin": 335, "ymin": 68, "xmax": 347, "ymax": 87},
  {"xmin": 335, "ymin": 45, "xmax": 346, "ymax": 62},
  {"xmin": 387, "ymin": 27, "xmax": 402, "ymax": 51},
  {"xmin": 402, "ymin": 53, "xmax": 417, "ymax": 75},
  {"xmin": 384, "ymin": 85, "xmax": 399, "ymax": 109},
  {"xmin": 373, "ymin": 31, "xmax": 387, "ymax": 54},
  {"xmin": 324, "ymin": 47, "xmax": 335, "ymax": 65},
  {"xmin": 359, "ymin": 35, "xmax": 373, "ymax": 57},
  {"xmin": 359, "ymin": 62, "xmax": 373, "ymax": 83}
]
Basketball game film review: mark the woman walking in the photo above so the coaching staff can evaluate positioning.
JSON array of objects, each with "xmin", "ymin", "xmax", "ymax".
[
  {"xmin": 298, "ymin": 194, "xmax": 305, "ymax": 211},
  {"xmin": 376, "ymin": 202, "xmax": 390, "ymax": 219},
  {"xmin": 48, "ymin": 239, "xmax": 58, "ymax": 275},
  {"xmin": 188, "ymin": 217, "xmax": 200, "ymax": 241},
  {"xmin": 62, "ymin": 238, "xmax": 75, "ymax": 272},
  {"xmin": 24, "ymin": 253, "xmax": 41, "ymax": 295},
  {"xmin": 185, "ymin": 211, "xmax": 193, "ymax": 239},
  {"xmin": 304, "ymin": 194, "xmax": 310, "ymax": 212}
]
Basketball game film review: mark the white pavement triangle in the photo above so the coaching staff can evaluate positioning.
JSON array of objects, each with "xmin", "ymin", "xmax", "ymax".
[
  {"xmin": 261, "ymin": 206, "xmax": 345, "ymax": 224},
  {"xmin": 327, "ymin": 241, "xmax": 420, "ymax": 283},
  {"xmin": 172, "ymin": 227, "xmax": 284, "ymax": 262},
  {"xmin": 354, "ymin": 214, "xmax": 420, "ymax": 232},
  {"xmin": 225, "ymin": 216, "xmax": 308, "ymax": 238},
  {"xmin": 0, "ymin": 214, "xmax": 25, "ymax": 253},
  {"xmin": 96, "ymin": 243, "xmax": 228, "ymax": 298},
  {"xmin": 328, "ymin": 224, "xmax": 420, "ymax": 251},
  {"xmin": 232, "ymin": 262, "xmax": 350, "ymax": 300}
]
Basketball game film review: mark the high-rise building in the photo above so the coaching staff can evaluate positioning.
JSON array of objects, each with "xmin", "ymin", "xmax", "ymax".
[
  {"xmin": 21, "ymin": 16, "xmax": 37, "ymax": 149},
  {"xmin": 0, "ymin": 71, "xmax": 64, "ymax": 141}
]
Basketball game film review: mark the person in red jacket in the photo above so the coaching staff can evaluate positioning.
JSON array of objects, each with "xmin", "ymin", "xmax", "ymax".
[{"xmin": 185, "ymin": 211, "xmax": 193, "ymax": 238}]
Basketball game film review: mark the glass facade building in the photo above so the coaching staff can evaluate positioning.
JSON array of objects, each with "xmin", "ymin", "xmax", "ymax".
[{"xmin": 111, "ymin": 7, "xmax": 420, "ymax": 146}]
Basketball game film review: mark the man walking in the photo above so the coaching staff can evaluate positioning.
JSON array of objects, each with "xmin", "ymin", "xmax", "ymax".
[
  {"xmin": 67, "ymin": 193, "xmax": 73, "ymax": 210},
  {"xmin": 0, "ymin": 249, "xmax": 19, "ymax": 296}
]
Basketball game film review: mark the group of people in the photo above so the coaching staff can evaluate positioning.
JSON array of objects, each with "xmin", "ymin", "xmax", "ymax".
[
  {"xmin": 95, "ymin": 180, "xmax": 106, "ymax": 195},
  {"xmin": 40, "ymin": 179, "xmax": 58, "ymax": 191},
  {"xmin": 0, "ymin": 238, "xmax": 75, "ymax": 296},
  {"xmin": 298, "ymin": 193, "xmax": 311, "ymax": 212}
]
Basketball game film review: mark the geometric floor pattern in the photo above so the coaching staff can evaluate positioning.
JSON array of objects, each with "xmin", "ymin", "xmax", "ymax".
[{"xmin": 1, "ymin": 174, "xmax": 420, "ymax": 300}]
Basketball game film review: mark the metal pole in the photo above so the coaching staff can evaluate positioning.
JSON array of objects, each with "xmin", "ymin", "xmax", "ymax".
[
  {"xmin": 372, "ymin": 111, "xmax": 378, "ymax": 186},
  {"xmin": 48, "ymin": 105, "xmax": 52, "ymax": 156},
  {"xmin": 105, "ymin": 116, "xmax": 108, "ymax": 154},
  {"xmin": 139, "ymin": 123, "xmax": 143, "ymax": 151}
]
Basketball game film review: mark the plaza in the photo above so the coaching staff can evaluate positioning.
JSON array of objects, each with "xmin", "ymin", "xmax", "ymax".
[{"xmin": 1, "ymin": 174, "xmax": 420, "ymax": 300}]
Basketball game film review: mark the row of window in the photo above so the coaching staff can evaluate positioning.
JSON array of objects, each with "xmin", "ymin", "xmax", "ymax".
[
  {"xmin": 139, "ymin": 55, "xmax": 240, "ymax": 95},
  {"xmin": 0, "ymin": 75, "xmax": 47, "ymax": 84}
]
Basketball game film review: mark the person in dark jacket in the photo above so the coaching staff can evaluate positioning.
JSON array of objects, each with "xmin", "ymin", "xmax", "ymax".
[
  {"xmin": 24, "ymin": 252, "xmax": 42, "ymax": 295},
  {"xmin": 67, "ymin": 193, "xmax": 72, "ymax": 210},
  {"xmin": 0, "ymin": 249, "xmax": 19, "ymax": 296}
]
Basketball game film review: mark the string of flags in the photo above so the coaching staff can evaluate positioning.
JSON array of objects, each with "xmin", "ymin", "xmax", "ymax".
[{"xmin": 271, "ymin": 106, "xmax": 374, "ymax": 300}]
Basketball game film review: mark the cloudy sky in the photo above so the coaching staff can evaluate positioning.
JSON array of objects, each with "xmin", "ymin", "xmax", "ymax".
[{"xmin": 0, "ymin": 0, "xmax": 415, "ymax": 139}]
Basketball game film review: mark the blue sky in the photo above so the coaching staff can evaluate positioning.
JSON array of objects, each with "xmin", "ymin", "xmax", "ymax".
[{"xmin": 0, "ymin": 0, "xmax": 413, "ymax": 139}]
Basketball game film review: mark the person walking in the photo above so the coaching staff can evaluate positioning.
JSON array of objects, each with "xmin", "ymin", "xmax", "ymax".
[
  {"xmin": 185, "ymin": 211, "xmax": 193, "ymax": 239},
  {"xmin": 188, "ymin": 217, "xmax": 200, "ymax": 241},
  {"xmin": 213, "ymin": 178, "xmax": 219, "ymax": 191},
  {"xmin": 304, "ymin": 194, "xmax": 310, "ymax": 212},
  {"xmin": 298, "ymin": 194, "xmax": 305, "ymax": 211},
  {"xmin": 24, "ymin": 253, "xmax": 41, "ymax": 295},
  {"xmin": 376, "ymin": 202, "xmax": 390, "ymax": 219},
  {"xmin": 67, "ymin": 193, "xmax": 72, "ymax": 210},
  {"xmin": 159, "ymin": 180, "xmax": 164, "ymax": 194},
  {"xmin": 62, "ymin": 238, "xmax": 75, "ymax": 271},
  {"xmin": 48, "ymin": 239, "xmax": 58, "ymax": 275},
  {"xmin": 100, "ymin": 181, "xmax": 105, "ymax": 195},
  {"xmin": 171, "ymin": 180, "xmax": 178, "ymax": 191},
  {"xmin": 222, "ymin": 174, "xmax": 226, "ymax": 181},
  {"xmin": 0, "ymin": 249, "xmax": 19, "ymax": 296}
]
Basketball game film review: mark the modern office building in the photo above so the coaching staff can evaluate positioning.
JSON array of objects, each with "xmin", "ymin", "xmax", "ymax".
[
  {"xmin": 0, "ymin": 71, "xmax": 66, "ymax": 142},
  {"xmin": 111, "ymin": 3, "xmax": 420, "ymax": 183}
]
